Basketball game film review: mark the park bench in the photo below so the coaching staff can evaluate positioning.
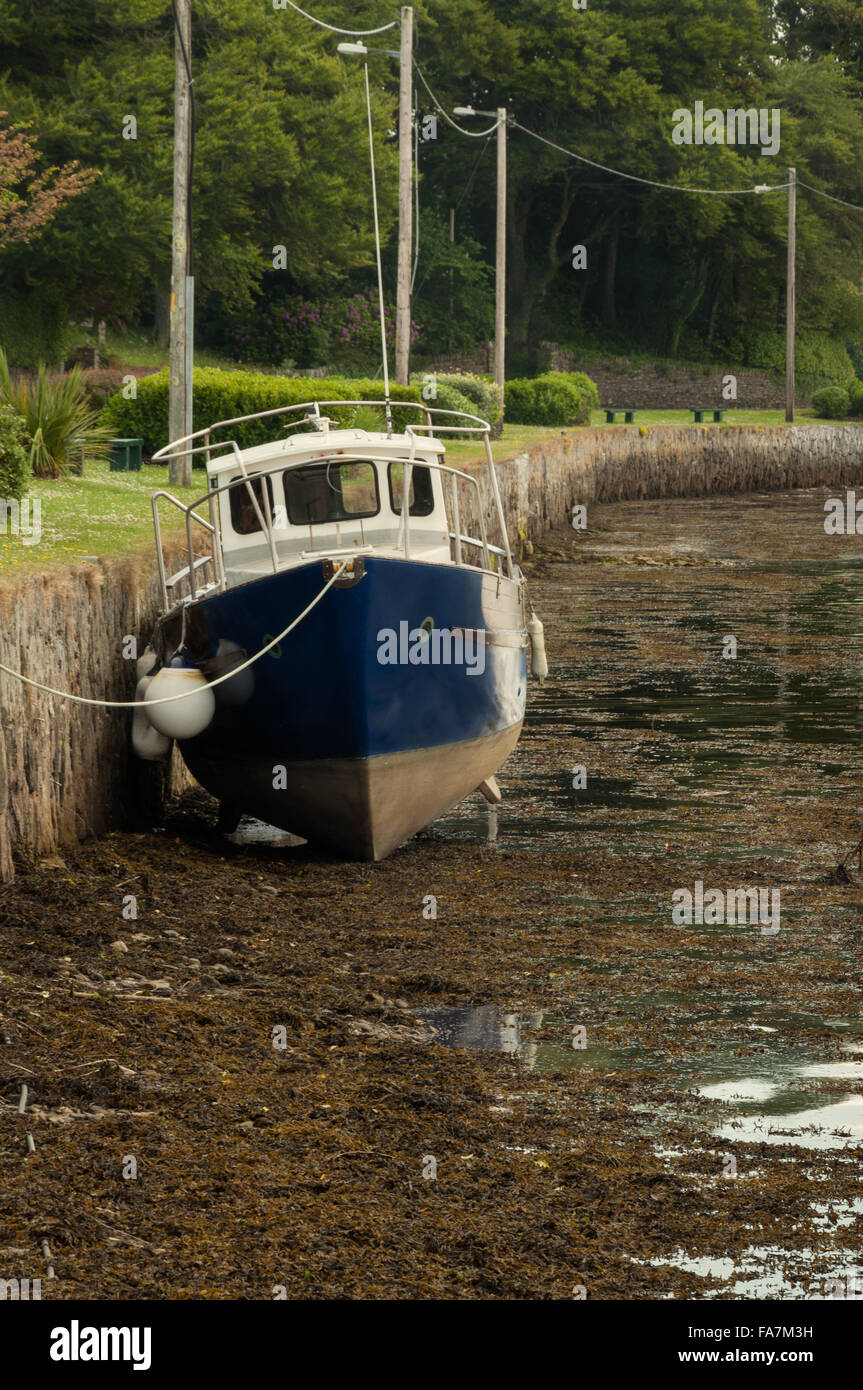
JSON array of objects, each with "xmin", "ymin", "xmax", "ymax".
[
  {"xmin": 691, "ymin": 408, "xmax": 727, "ymax": 424},
  {"xmin": 604, "ymin": 409, "xmax": 636, "ymax": 424}
]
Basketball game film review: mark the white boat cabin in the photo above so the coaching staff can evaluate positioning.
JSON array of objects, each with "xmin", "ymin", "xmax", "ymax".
[
  {"xmin": 208, "ymin": 421, "xmax": 451, "ymax": 588},
  {"xmin": 150, "ymin": 401, "xmax": 512, "ymax": 609}
]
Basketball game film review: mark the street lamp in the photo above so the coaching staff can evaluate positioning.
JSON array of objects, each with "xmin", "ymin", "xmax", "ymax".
[{"xmin": 455, "ymin": 105, "xmax": 508, "ymax": 396}]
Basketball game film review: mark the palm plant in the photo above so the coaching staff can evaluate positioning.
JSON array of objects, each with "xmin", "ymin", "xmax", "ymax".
[{"xmin": 0, "ymin": 347, "xmax": 112, "ymax": 477}]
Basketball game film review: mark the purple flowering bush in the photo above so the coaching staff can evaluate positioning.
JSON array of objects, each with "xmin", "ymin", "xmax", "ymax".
[{"xmin": 225, "ymin": 289, "xmax": 421, "ymax": 371}]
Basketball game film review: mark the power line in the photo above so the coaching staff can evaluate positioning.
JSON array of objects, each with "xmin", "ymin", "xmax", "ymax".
[
  {"xmin": 511, "ymin": 120, "xmax": 791, "ymax": 197},
  {"xmin": 277, "ymin": 1, "xmax": 397, "ymax": 36},
  {"xmin": 798, "ymin": 178, "xmax": 863, "ymax": 212},
  {"xmin": 414, "ymin": 64, "xmax": 500, "ymax": 138},
  {"xmin": 411, "ymin": 132, "xmax": 494, "ymax": 300}
]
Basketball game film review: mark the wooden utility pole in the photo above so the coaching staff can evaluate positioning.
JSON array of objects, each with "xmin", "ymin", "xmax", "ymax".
[
  {"xmin": 494, "ymin": 107, "xmax": 507, "ymax": 398},
  {"xmin": 395, "ymin": 6, "xmax": 414, "ymax": 386},
  {"xmin": 786, "ymin": 166, "xmax": 796, "ymax": 424},
  {"xmin": 169, "ymin": 0, "xmax": 192, "ymax": 485},
  {"xmin": 449, "ymin": 205, "xmax": 455, "ymax": 319}
]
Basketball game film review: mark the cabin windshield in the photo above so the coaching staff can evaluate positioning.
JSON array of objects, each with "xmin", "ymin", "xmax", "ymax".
[{"xmin": 284, "ymin": 459, "xmax": 379, "ymax": 526}]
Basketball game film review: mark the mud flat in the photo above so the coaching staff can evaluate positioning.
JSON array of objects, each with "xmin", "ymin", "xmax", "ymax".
[{"xmin": 1, "ymin": 487, "xmax": 862, "ymax": 1299}]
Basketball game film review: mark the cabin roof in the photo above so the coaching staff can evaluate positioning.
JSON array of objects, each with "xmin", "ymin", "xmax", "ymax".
[{"xmin": 206, "ymin": 428, "xmax": 445, "ymax": 478}]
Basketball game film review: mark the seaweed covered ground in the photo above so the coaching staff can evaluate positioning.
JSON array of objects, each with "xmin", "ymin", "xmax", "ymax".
[{"xmin": 2, "ymin": 487, "xmax": 863, "ymax": 1301}]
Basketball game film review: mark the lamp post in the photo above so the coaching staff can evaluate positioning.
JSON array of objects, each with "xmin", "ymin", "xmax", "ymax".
[{"xmin": 454, "ymin": 105, "xmax": 507, "ymax": 395}]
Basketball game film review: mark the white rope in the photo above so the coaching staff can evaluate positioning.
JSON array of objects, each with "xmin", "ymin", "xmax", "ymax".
[
  {"xmin": 278, "ymin": 1, "xmax": 397, "ymax": 36},
  {"xmin": 0, "ymin": 562, "xmax": 349, "ymax": 710}
]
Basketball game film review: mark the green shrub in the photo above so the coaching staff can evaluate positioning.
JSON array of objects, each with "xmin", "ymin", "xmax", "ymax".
[
  {"xmin": 563, "ymin": 371, "xmax": 600, "ymax": 413},
  {"xmin": 505, "ymin": 372, "xmax": 584, "ymax": 426},
  {"xmin": 433, "ymin": 372, "xmax": 503, "ymax": 431},
  {"xmin": 747, "ymin": 330, "xmax": 854, "ymax": 397},
  {"xmin": 811, "ymin": 384, "xmax": 851, "ymax": 419},
  {"xmin": 0, "ymin": 350, "xmax": 112, "ymax": 478},
  {"xmin": 101, "ymin": 367, "xmax": 426, "ymax": 458},
  {"xmin": 409, "ymin": 374, "xmax": 483, "ymax": 439},
  {"xmin": 0, "ymin": 402, "xmax": 29, "ymax": 500},
  {"xmin": 848, "ymin": 379, "xmax": 863, "ymax": 417}
]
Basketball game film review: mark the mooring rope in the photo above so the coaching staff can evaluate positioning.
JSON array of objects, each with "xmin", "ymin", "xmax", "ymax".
[{"xmin": 0, "ymin": 561, "xmax": 349, "ymax": 710}]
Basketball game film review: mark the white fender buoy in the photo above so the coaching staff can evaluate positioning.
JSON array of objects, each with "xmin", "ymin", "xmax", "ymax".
[
  {"xmin": 212, "ymin": 638, "xmax": 255, "ymax": 707},
  {"xmin": 136, "ymin": 646, "xmax": 159, "ymax": 683},
  {"xmin": 132, "ymin": 675, "xmax": 172, "ymax": 760},
  {"xmin": 144, "ymin": 663, "xmax": 216, "ymax": 740},
  {"xmin": 527, "ymin": 611, "xmax": 548, "ymax": 684}
]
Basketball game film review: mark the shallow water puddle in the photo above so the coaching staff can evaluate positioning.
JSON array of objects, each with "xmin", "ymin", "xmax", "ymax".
[
  {"xmin": 634, "ymin": 1245, "xmax": 863, "ymax": 1299},
  {"xmin": 419, "ymin": 1004, "xmax": 640, "ymax": 1074}
]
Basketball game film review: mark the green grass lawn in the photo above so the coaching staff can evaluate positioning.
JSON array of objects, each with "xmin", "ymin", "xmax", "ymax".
[
  {"xmin": 588, "ymin": 407, "xmax": 854, "ymax": 428},
  {"xmin": 0, "ymin": 461, "xmax": 202, "ymax": 582}
]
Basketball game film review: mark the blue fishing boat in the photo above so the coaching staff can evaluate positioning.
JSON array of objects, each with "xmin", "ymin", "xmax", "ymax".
[{"xmin": 134, "ymin": 400, "xmax": 545, "ymax": 859}]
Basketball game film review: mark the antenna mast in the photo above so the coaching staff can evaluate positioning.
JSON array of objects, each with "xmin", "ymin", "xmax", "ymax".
[{"xmin": 363, "ymin": 61, "xmax": 393, "ymax": 436}]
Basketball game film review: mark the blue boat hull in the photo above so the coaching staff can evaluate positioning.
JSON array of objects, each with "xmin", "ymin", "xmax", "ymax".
[{"xmin": 158, "ymin": 556, "xmax": 527, "ymax": 858}]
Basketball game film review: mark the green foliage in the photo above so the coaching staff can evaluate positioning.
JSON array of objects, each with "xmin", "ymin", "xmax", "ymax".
[
  {"xmin": 505, "ymin": 373, "xmax": 588, "ymax": 427},
  {"xmin": 811, "ymin": 385, "xmax": 851, "ymax": 419},
  {"xmin": 559, "ymin": 371, "xmax": 601, "ymax": 412},
  {"xmin": 0, "ymin": 349, "xmax": 112, "ymax": 477},
  {"xmin": 0, "ymin": 401, "xmax": 29, "ymax": 499},
  {"xmin": 101, "ymin": 367, "xmax": 425, "ymax": 457},
  {"xmin": 847, "ymin": 379, "xmax": 863, "ymax": 417},
  {"xmin": 0, "ymin": 288, "xmax": 70, "ymax": 368},
  {"xmin": 409, "ymin": 208, "xmax": 494, "ymax": 353},
  {"xmin": 432, "ymin": 373, "xmax": 503, "ymax": 430},
  {"xmin": 0, "ymin": 0, "xmax": 398, "ymax": 326},
  {"xmin": 746, "ymin": 331, "xmax": 855, "ymax": 398}
]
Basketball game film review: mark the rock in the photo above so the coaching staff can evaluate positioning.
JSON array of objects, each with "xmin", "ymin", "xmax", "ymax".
[
  {"xmin": 110, "ymin": 940, "xmax": 129, "ymax": 954},
  {"xmin": 147, "ymin": 980, "xmax": 174, "ymax": 996},
  {"xmin": 214, "ymin": 947, "xmax": 235, "ymax": 959}
]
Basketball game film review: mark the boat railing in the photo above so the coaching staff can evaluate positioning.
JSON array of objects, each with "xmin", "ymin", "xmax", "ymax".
[
  {"xmin": 149, "ymin": 399, "xmax": 495, "ymax": 467},
  {"xmin": 150, "ymin": 410, "xmax": 514, "ymax": 610}
]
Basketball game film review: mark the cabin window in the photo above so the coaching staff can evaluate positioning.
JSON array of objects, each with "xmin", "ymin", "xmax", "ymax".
[
  {"xmin": 284, "ymin": 460, "xmax": 379, "ymax": 526},
  {"xmin": 229, "ymin": 474, "xmax": 275, "ymax": 535},
  {"xmin": 388, "ymin": 462, "xmax": 435, "ymax": 517}
]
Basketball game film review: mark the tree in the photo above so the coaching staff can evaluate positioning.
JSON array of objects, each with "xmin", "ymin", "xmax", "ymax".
[{"xmin": 0, "ymin": 114, "xmax": 94, "ymax": 249}]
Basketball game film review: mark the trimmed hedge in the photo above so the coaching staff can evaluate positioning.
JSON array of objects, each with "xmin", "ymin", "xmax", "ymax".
[
  {"xmin": 101, "ymin": 368, "xmax": 425, "ymax": 458},
  {"xmin": 505, "ymin": 371, "xmax": 596, "ymax": 426},
  {"xmin": 0, "ymin": 402, "xmax": 30, "ymax": 501},
  {"xmin": 812, "ymin": 384, "xmax": 851, "ymax": 419},
  {"xmin": 434, "ymin": 372, "xmax": 503, "ymax": 431}
]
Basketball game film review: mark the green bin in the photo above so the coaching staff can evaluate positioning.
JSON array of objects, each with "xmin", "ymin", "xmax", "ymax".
[{"xmin": 109, "ymin": 437, "xmax": 143, "ymax": 471}]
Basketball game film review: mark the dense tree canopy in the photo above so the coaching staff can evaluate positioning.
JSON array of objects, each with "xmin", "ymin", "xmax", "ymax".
[{"xmin": 1, "ymin": 0, "xmax": 862, "ymax": 370}]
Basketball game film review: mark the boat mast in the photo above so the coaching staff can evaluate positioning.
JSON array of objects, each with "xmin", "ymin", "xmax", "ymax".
[{"xmin": 363, "ymin": 59, "xmax": 394, "ymax": 437}]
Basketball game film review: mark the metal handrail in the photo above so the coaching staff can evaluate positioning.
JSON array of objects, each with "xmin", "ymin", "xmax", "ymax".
[
  {"xmin": 151, "ymin": 434, "xmax": 506, "ymax": 610},
  {"xmin": 149, "ymin": 399, "xmax": 493, "ymax": 466},
  {"xmin": 151, "ymin": 490, "xmax": 222, "ymax": 609}
]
